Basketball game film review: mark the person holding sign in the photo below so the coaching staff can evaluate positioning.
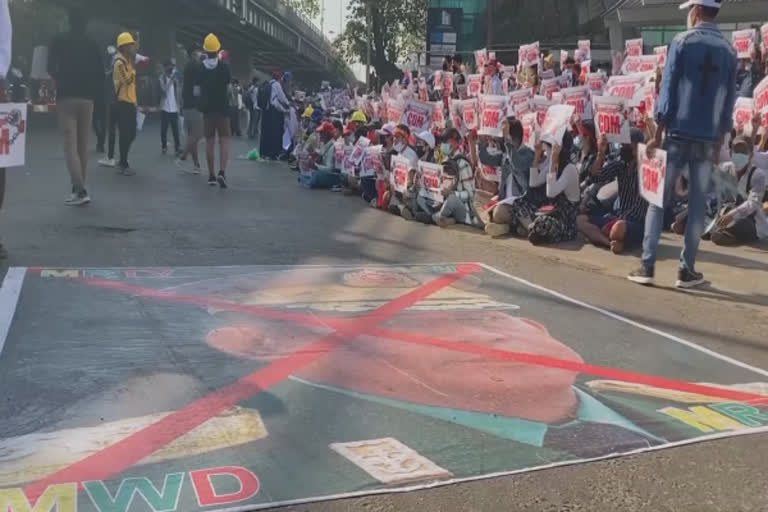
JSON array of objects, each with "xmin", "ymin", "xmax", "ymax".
[
  {"xmin": 432, "ymin": 128, "xmax": 480, "ymax": 228},
  {"xmin": 577, "ymin": 129, "xmax": 649, "ymax": 254},
  {"xmin": 629, "ymin": 0, "xmax": 738, "ymax": 289},
  {"xmin": 735, "ymin": 48, "xmax": 763, "ymax": 98}
]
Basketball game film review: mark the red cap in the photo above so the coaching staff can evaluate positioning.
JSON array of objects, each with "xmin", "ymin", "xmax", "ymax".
[{"xmin": 316, "ymin": 121, "xmax": 336, "ymax": 136}]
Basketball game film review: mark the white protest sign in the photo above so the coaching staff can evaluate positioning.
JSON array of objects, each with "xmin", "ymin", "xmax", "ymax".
[
  {"xmin": 540, "ymin": 69, "xmax": 555, "ymax": 80},
  {"xmin": 654, "ymin": 46, "xmax": 668, "ymax": 68},
  {"xmin": 478, "ymin": 94, "xmax": 507, "ymax": 137},
  {"xmin": 540, "ymin": 77, "xmax": 561, "ymax": 100},
  {"xmin": 561, "ymin": 86, "xmax": 592, "ymax": 120},
  {"xmin": 450, "ymin": 99, "xmax": 465, "ymax": 135},
  {"xmin": 580, "ymin": 60, "xmax": 591, "ymax": 80},
  {"xmin": 606, "ymin": 73, "xmax": 647, "ymax": 107},
  {"xmin": 521, "ymin": 112, "xmax": 538, "ymax": 150},
  {"xmin": 643, "ymin": 83, "xmax": 657, "ymax": 118},
  {"xmin": 539, "ymin": 104, "xmax": 575, "ymax": 146},
  {"xmin": 334, "ymin": 140, "xmax": 345, "ymax": 165},
  {"xmin": 401, "ymin": 99, "xmax": 433, "ymax": 132},
  {"xmin": 733, "ymin": 97, "xmax": 755, "ymax": 136},
  {"xmin": 578, "ymin": 40, "xmax": 591, "ymax": 61},
  {"xmin": 391, "ymin": 155, "xmax": 410, "ymax": 193},
  {"xmin": 586, "ymin": 72, "xmax": 605, "ymax": 96},
  {"xmin": 594, "ymin": 96, "xmax": 630, "ymax": 144},
  {"xmin": 638, "ymin": 144, "xmax": 667, "ymax": 209},
  {"xmin": 480, "ymin": 164, "xmax": 501, "ymax": 183},
  {"xmin": 360, "ymin": 143, "xmax": 383, "ymax": 178},
  {"xmin": 418, "ymin": 161, "xmax": 444, "ymax": 205},
  {"xmin": 0, "ymin": 103, "xmax": 27, "ymax": 167},
  {"xmin": 342, "ymin": 146, "xmax": 356, "ymax": 176},
  {"xmin": 511, "ymin": 90, "xmax": 533, "ymax": 118},
  {"xmin": 461, "ymin": 98, "xmax": 479, "ymax": 131},
  {"xmin": 443, "ymin": 72, "xmax": 455, "ymax": 95},
  {"xmin": 625, "ymin": 38, "xmax": 643, "ymax": 57},
  {"xmin": 433, "ymin": 70, "xmax": 444, "ymax": 91},
  {"xmin": 732, "ymin": 29, "xmax": 756, "ymax": 59},
  {"xmin": 754, "ymin": 76, "xmax": 768, "ymax": 113},
  {"xmin": 762, "ymin": 24, "xmax": 768, "ymax": 51},
  {"xmin": 418, "ymin": 78, "xmax": 428, "ymax": 102},
  {"xmin": 533, "ymin": 95, "xmax": 554, "ymax": 127},
  {"xmin": 519, "ymin": 41, "xmax": 540, "ymax": 68},
  {"xmin": 489, "ymin": 51, "xmax": 496, "ymax": 61},
  {"xmin": 475, "ymin": 49, "xmax": 488, "ymax": 69},
  {"xmin": 621, "ymin": 56, "xmax": 642, "ymax": 75},
  {"xmin": 431, "ymin": 102, "xmax": 446, "ymax": 131},
  {"xmin": 386, "ymin": 99, "xmax": 404, "ymax": 125},
  {"xmin": 467, "ymin": 74, "xmax": 482, "ymax": 97},
  {"xmin": 636, "ymin": 55, "xmax": 659, "ymax": 73}
]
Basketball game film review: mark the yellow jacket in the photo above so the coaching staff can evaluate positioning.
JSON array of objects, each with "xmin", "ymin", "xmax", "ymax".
[{"xmin": 113, "ymin": 54, "xmax": 137, "ymax": 105}]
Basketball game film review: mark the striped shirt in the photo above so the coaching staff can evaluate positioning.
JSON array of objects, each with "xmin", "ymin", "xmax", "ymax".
[{"xmin": 602, "ymin": 159, "xmax": 648, "ymax": 223}]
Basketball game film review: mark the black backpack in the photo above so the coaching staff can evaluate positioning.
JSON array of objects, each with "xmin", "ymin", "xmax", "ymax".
[{"xmin": 257, "ymin": 81, "xmax": 272, "ymax": 110}]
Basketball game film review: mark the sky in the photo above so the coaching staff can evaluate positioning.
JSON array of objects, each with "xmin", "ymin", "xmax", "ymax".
[{"xmin": 310, "ymin": 0, "xmax": 367, "ymax": 81}]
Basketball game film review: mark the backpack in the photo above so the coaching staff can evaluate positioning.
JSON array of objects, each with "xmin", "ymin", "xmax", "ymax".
[{"xmin": 257, "ymin": 81, "xmax": 272, "ymax": 110}]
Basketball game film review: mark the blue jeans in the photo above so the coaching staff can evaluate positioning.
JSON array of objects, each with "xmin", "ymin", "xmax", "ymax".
[{"xmin": 641, "ymin": 138, "xmax": 714, "ymax": 272}]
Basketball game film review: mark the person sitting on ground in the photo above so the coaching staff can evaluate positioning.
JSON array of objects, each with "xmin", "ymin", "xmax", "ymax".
[
  {"xmin": 383, "ymin": 124, "xmax": 420, "ymax": 212},
  {"xmin": 413, "ymin": 130, "xmax": 436, "ymax": 163},
  {"xmin": 432, "ymin": 128, "xmax": 481, "ymax": 228},
  {"xmin": 709, "ymin": 134, "xmax": 768, "ymax": 245},
  {"xmin": 577, "ymin": 129, "xmax": 649, "ymax": 254},
  {"xmin": 484, "ymin": 119, "xmax": 535, "ymax": 238},
  {"xmin": 302, "ymin": 121, "xmax": 341, "ymax": 190},
  {"xmin": 475, "ymin": 134, "xmax": 506, "ymax": 226},
  {"xmin": 527, "ymin": 131, "xmax": 580, "ymax": 245},
  {"xmin": 575, "ymin": 119, "xmax": 598, "ymax": 188}
]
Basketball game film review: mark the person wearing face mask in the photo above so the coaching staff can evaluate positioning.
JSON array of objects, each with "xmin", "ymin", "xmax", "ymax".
[
  {"xmin": 629, "ymin": 0, "xmax": 737, "ymax": 289},
  {"xmin": 527, "ymin": 131, "xmax": 581, "ymax": 245},
  {"xmin": 413, "ymin": 131, "xmax": 435, "ymax": 163},
  {"xmin": 708, "ymin": 135, "xmax": 768, "ymax": 245},
  {"xmin": 484, "ymin": 119, "xmax": 535, "ymax": 238},
  {"xmin": 111, "ymin": 32, "xmax": 139, "ymax": 176},
  {"xmin": 432, "ymin": 128, "xmax": 481, "ymax": 228},
  {"xmin": 577, "ymin": 129, "xmax": 649, "ymax": 254},
  {"xmin": 159, "ymin": 60, "xmax": 181, "ymax": 156},
  {"xmin": 735, "ymin": 53, "xmax": 763, "ymax": 99}
]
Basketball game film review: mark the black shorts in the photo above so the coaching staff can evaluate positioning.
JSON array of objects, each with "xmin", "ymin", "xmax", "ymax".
[{"xmin": 203, "ymin": 114, "xmax": 231, "ymax": 138}]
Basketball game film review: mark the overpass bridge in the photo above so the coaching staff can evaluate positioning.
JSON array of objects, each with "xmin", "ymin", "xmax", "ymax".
[{"xmin": 48, "ymin": 0, "xmax": 355, "ymax": 87}]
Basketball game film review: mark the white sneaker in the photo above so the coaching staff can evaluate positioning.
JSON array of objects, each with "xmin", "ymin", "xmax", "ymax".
[
  {"xmin": 64, "ymin": 193, "xmax": 91, "ymax": 206},
  {"xmin": 176, "ymin": 158, "xmax": 202, "ymax": 175},
  {"xmin": 98, "ymin": 157, "xmax": 116, "ymax": 167}
]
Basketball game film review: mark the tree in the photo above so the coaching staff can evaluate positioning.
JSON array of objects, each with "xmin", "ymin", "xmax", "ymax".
[
  {"xmin": 334, "ymin": 0, "xmax": 427, "ymax": 86},
  {"xmin": 284, "ymin": 0, "xmax": 321, "ymax": 20}
]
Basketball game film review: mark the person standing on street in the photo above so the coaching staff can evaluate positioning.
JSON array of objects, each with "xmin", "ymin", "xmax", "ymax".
[
  {"xmin": 199, "ymin": 33, "xmax": 231, "ymax": 188},
  {"xmin": 112, "ymin": 32, "xmax": 139, "ymax": 175},
  {"xmin": 48, "ymin": 8, "xmax": 103, "ymax": 205},
  {"xmin": 159, "ymin": 60, "xmax": 181, "ymax": 155},
  {"xmin": 228, "ymin": 78, "xmax": 243, "ymax": 137},
  {"xmin": 0, "ymin": 0, "xmax": 11, "ymax": 258},
  {"xmin": 628, "ymin": 0, "xmax": 737, "ymax": 289},
  {"xmin": 259, "ymin": 70, "xmax": 289, "ymax": 160},
  {"xmin": 246, "ymin": 77, "xmax": 261, "ymax": 140},
  {"xmin": 176, "ymin": 44, "xmax": 204, "ymax": 174}
]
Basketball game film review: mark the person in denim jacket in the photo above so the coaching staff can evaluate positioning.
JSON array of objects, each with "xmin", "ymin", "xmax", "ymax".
[{"xmin": 628, "ymin": 0, "xmax": 737, "ymax": 289}]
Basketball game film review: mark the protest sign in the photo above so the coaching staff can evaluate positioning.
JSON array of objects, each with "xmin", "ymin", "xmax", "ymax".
[
  {"xmin": 654, "ymin": 46, "xmax": 668, "ymax": 68},
  {"xmin": 760, "ymin": 106, "xmax": 768, "ymax": 130},
  {"xmin": 586, "ymin": 72, "xmax": 605, "ymax": 96},
  {"xmin": 401, "ymin": 99, "xmax": 433, "ymax": 132},
  {"xmin": 509, "ymin": 88, "xmax": 533, "ymax": 117},
  {"xmin": 489, "ymin": 51, "xmax": 496, "ymax": 60},
  {"xmin": 625, "ymin": 38, "xmax": 643, "ymax": 57},
  {"xmin": 593, "ymin": 96, "xmax": 630, "ymax": 144},
  {"xmin": 461, "ymin": 98, "xmax": 479, "ymax": 131},
  {"xmin": 521, "ymin": 112, "xmax": 538, "ymax": 150},
  {"xmin": 386, "ymin": 99, "xmax": 404, "ymax": 125},
  {"xmin": 643, "ymin": 83, "xmax": 657, "ymax": 119},
  {"xmin": 341, "ymin": 145, "xmax": 356, "ymax": 176},
  {"xmin": 638, "ymin": 144, "xmax": 667, "ymax": 209},
  {"xmin": 0, "ymin": 103, "xmax": 27, "ymax": 168},
  {"xmin": 578, "ymin": 40, "xmax": 591, "ymax": 61},
  {"xmin": 621, "ymin": 56, "xmax": 641, "ymax": 75},
  {"xmin": 391, "ymin": 155, "xmax": 410, "ymax": 193},
  {"xmin": 443, "ymin": 72, "xmax": 455, "ymax": 95},
  {"xmin": 431, "ymin": 102, "xmax": 446, "ymax": 131},
  {"xmin": 636, "ymin": 55, "xmax": 659, "ymax": 73},
  {"xmin": 467, "ymin": 74, "xmax": 482, "ymax": 97},
  {"xmin": 558, "ymin": 74, "xmax": 571, "ymax": 90},
  {"xmin": 540, "ymin": 69, "xmax": 555, "ymax": 80},
  {"xmin": 612, "ymin": 51, "xmax": 624, "ymax": 76},
  {"xmin": 418, "ymin": 161, "xmax": 445, "ymax": 204},
  {"xmin": 351, "ymin": 137, "xmax": 371, "ymax": 167},
  {"xmin": 360, "ymin": 143, "xmax": 382, "ymax": 178},
  {"xmin": 762, "ymin": 24, "xmax": 768, "ymax": 51},
  {"xmin": 606, "ymin": 73, "xmax": 646, "ymax": 107},
  {"xmin": 480, "ymin": 164, "xmax": 501, "ymax": 183},
  {"xmin": 418, "ymin": 78, "xmax": 428, "ymax": 102},
  {"xmin": 450, "ymin": 99, "xmax": 465, "ymax": 134},
  {"xmin": 433, "ymin": 70, "xmax": 444, "ymax": 91},
  {"xmin": 580, "ymin": 60, "xmax": 591, "ymax": 79},
  {"xmin": 475, "ymin": 48, "xmax": 488, "ymax": 69},
  {"xmin": 733, "ymin": 97, "xmax": 755, "ymax": 135},
  {"xmin": 540, "ymin": 104, "xmax": 575, "ymax": 146},
  {"xmin": 560, "ymin": 50, "xmax": 568, "ymax": 70},
  {"xmin": 754, "ymin": 76, "xmax": 768, "ymax": 112},
  {"xmin": 519, "ymin": 41, "xmax": 540, "ymax": 68},
  {"xmin": 551, "ymin": 92, "xmax": 565, "ymax": 105},
  {"xmin": 478, "ymin": 94, "xmax": 507, "ymax": 138},
  {"xmin": 334, "ymin": 140, "xmax": 345, "ymax": 166},
  {"xmin": 732, "ymin": 29, "xmax": 755, "ymax": 59},
  {"xmin": 540, "ymin": 77, "xmax": 561, "ymax": 100},
  {"xmin": 561, "ymin": 86, "xmax": 592, "ymax": 120},
  {"xmin": 533, "ymin": 95, "xmax": 554, "ymax": 127}
]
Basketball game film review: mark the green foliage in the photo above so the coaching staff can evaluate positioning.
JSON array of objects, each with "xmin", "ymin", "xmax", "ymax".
[
  {"xmin": 334, "ymin": 0, "xmax": 427, "ymax": 85},
  {"xmin": 8, "ymin": 0, "xmax": 67, "ymax": 72},
  {"xmin": 284, "ymin": 0, "xmax": 321, "ymax": 19}
]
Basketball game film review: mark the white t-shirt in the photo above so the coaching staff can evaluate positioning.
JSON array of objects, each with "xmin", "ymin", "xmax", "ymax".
[
  {"xmin": 546, "ymin": 163, "xmax": 580, "ymax": 202},
  {"xmin": 161, "ymin": 75, "xmax": 178, "ymax": 113}
]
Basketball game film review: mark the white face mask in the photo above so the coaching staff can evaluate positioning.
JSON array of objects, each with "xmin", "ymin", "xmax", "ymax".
[
  {"xmin": 731, "ymin": 152, "xmax": 751, "ymax": 171},
  {"xmin": 487, "ymin": 146, "xmax": 502, "ymax": 156},
  {"xmin": 393, "ymin": 142, "xmax": 405, "ymax": 153}
]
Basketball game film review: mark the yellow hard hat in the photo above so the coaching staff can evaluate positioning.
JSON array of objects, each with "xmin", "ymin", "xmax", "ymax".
[
  {"xmin": 203, "ymin": 33, "xmax": 222, "ymax": 53},
  {"xmin": 116, "ymin": 32, "xmax": 136, "ymax": 48},
  {"xmin": 351, "ymin": 110, "xmax": 367, "ymax": 123},
  {"xmin": 302, "ymin": 105, "xmax": 314, "ymax": 118}
]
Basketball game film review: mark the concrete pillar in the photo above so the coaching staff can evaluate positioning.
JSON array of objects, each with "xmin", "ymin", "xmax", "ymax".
[
  {"xmin": 607, "ymin": 20, "xmax": 625, "ymax": 55},
  {"xmin": 229, "ymin": 45, "xmax": 253, "ymax": 82}
]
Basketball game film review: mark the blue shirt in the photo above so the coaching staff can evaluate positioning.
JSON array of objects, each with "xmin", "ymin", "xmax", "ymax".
[{"xmin": 655, "ymin": 22, "xmax": 737, "ymax": 143}]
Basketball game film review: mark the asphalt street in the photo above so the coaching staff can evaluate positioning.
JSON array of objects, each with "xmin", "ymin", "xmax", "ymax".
[{"xmin": 1, "ymin": 118, "xmax": 767, "ymax": 512}]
